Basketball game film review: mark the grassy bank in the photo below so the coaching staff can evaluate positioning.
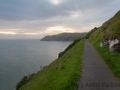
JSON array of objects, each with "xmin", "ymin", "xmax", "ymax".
[
  {"xmin": 86, "ymin": 10, "xmax": 120, "ymax": 80},
  {"xmin": 90, "ymin": 40, "xmax": 120, "ymax": 79},
  {"xmin": 18, "ymin": 39, "xmax": 84, "ymax": 90}
]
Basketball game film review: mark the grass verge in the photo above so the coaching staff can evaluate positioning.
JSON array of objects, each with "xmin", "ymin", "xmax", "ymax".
[
  {"xmin": 89, "ymin": 40, "xmax": 120, "ymax": 79},
  {"xmin": 19, "ymin": 39, "xmax": 84, "ymax": 90}
]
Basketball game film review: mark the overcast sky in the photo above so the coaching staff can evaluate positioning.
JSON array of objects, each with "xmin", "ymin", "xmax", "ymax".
[{"xmin": 0, "ymin": 0, "xmax": 120, "ymax": 39}]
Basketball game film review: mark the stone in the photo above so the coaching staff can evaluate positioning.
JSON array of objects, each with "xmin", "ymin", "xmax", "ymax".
[
  {"xmin": 113, "ymin": 43, "xmax": 120, "ymax": 53},
  {"xmin": 58, "ymin": 52, "xmax": 64, "ymax": 58},
  {"xmin": 108, "ymin": 39, "xmax": 119, "ymax": 52}
]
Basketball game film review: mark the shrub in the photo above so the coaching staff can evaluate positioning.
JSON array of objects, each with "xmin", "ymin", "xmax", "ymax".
[{"xmin": 16, "ymin": 76, "xmax": 27, "ymax": 90}]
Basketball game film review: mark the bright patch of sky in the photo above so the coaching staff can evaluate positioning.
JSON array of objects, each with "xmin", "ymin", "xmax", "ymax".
[{"xmin": 49, "ymin": 0, "xmax": 65, "ymax": 5}]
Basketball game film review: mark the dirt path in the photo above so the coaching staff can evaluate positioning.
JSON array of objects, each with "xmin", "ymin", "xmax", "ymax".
[{"xmin": 78, "ymin": 40, "xmax": 120, "ymax": 90}]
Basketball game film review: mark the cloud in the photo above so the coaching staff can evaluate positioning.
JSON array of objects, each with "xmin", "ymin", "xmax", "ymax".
[
  {"xmin": 0, "ymin": 0, "xmax": 120, "ymax": 39},
  {"xmin": 0, "ymin": 0, "xmax": 116, "ymax": 21}
]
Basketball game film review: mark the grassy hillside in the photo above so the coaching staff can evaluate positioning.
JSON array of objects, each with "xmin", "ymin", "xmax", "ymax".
[
  {"xmin": 87, "ymin": 10, "xmax": 120, "ymax": 79},
  {"xmin": 89, "ymin": 10, "xmax": 120, "ymax": 41},
  {"xmin": 18, "ymin": 39, "xmax": 84, "ymax": 90}
]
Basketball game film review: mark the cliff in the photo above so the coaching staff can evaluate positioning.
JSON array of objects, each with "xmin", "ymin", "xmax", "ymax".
[{"xmin": 17, "ymin": 39, "xmax": 84, "ymax": 90}]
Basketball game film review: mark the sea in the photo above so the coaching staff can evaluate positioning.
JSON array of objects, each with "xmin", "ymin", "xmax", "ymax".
[{"xmin": 0, "ymin": 39, "xmax": 71, "ymax": 90}]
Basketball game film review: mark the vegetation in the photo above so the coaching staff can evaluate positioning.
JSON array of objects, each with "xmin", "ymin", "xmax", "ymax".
[
  {"xmin": 18, "ymin": 39, "xmax": 84, "ymax": 90},
  {"xmin": 16, "ymin": 74, "xmax": 35, "ymax": 90},
  {"xmin": 58, "ymin": 39, "xmax": 81, "ymax": 57},
  {"xmin": 17, "ymin": 9, "xmax": 120, "ymax": 90},
  {"xmin": 64, "ymin": 39, "xmax": 81, "ymax": 52},
  {"xmin": 16, "ymin": 76, "xmax": 27, "ymax": 90},
  {"xmin": 88, "ymin": 10, "xmax": 120, "ymax": 79},
  {"xmin": 89, "ymin": 10, "xmax": 120, "ymax": 42},
  {"xmin": 90, "ymin": 41, "xmax": 120, "ymax": 79},
  {"xmin": 85, "ymin": 27, "xmax": 98, "ymax": 39}
]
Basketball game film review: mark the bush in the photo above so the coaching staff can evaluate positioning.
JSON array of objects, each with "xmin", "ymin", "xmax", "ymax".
[
  {"xmin": 16, "ymin": 76, "xmax": 27, "ymax": 90},
  {"xmin": 58, "ymin": 39, "xmax": 81, "ymax": 58},
  {"xmin": 85, "ymin": 27, "xmax": 98, "ymax": 39},
  {"xmin": 64, "ymin": 39, "xmax": 81, "ymax": 52}
]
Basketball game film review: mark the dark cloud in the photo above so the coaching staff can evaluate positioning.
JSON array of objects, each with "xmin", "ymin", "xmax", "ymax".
[
  {"xmin": 0, "ymin": 0, "xmax": 69, "ymax": 21},
  {"xmin": 0, "ymin": 0, "xmax": 116, "ymax": 21}
]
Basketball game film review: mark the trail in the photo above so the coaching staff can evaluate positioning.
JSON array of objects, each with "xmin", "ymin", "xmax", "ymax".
[{"xmin": 78, "ymin": 40, "xmax": 120, "ymax": 90}]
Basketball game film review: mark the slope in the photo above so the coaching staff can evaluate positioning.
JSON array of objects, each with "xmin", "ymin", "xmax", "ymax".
[
  {"xmin": 87, "ymin": 10, "xmax": 120, "ymax": 79},
  {"xmin": 18, "ymin": 39, "xmax": 84, "ymax": 90},
  {"xmin": 89, "ymin": 10, "xmax": 120, "ymax": 41}
]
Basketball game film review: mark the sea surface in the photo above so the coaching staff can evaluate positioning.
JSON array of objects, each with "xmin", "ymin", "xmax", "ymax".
[{"xmin": 0, "ymin": 39, "xmax": 71, "ymax": 90}]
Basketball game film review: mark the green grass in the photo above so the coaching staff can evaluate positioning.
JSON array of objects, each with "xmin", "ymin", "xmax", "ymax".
[
  {"xmin": 90, "ymin": 40, "xmax": 120, "ymax": 79},
  {"xmin": 88, "ymin": 10, "xmax": 120, "ymax": 42},
  {"xmin": 19, "ymin": 39, "xmax": 84, "ymax": 90},
  {"xmin": 87, "ymin": 10, "xmax": 120, "ymax": 79}
]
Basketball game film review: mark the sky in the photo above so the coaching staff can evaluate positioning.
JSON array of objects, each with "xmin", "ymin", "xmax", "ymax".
[{"xmin": 0, "ymin": 0, "xmax": 120, "ymax": 39}]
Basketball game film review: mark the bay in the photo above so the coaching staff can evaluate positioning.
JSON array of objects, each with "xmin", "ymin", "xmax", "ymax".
[{"xmin": 0, "ymin": 40, "xmax": 71, "ymax": 90}]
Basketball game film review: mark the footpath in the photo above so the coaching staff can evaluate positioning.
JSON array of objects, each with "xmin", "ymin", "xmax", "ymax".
[{"xmin": 78, "ymin": 40, "xmax": 120, "ymax": 90}]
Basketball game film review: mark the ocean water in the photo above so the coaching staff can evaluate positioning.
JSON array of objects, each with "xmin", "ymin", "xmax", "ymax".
[{"xmin": 0, "ymin": 40, "xmax": 71, "ymax": 90}]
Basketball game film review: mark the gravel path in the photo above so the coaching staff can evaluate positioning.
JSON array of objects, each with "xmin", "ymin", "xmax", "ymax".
[{"xmin": 78, "ymin": 40, "xmax": 120, "ymax": 90}]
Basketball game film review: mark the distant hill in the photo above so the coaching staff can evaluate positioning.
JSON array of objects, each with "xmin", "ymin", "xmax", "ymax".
[{"xmin": 40, "ymin": 33, "xmax": 87, "ymax": 41}]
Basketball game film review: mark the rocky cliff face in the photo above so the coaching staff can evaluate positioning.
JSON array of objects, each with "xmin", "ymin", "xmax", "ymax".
[{"xmin": 40, "ymin": 33, "xmax": 87, "ymax": 41}]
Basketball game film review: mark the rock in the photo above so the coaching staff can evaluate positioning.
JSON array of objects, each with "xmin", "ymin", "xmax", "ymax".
[
  {"xmin": 108, "ymin": 39, "xmax": 119, "ymax": 52},
  {"xmin": 100, "ymin": 41, "xmax": 108, "ymax": 47},
  {"xmin": 113, "ymin": 43, "xmax": 120, "ymax": 53},
  {"xmin": 100, "ymin": 42, "xmax": 103, "ymax": 47},
  {"xmin": 100, "ymin": 38, "xmax": 120, "ymax": 53},
  {"xmin": 58, "ymin": 52, "xmax": 64, "ymax": 58}
]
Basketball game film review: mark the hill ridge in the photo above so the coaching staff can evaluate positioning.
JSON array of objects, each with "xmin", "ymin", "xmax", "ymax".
[{"xmin": 41, "ymin": 32, "xmax": 87, "ymax": 41}]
